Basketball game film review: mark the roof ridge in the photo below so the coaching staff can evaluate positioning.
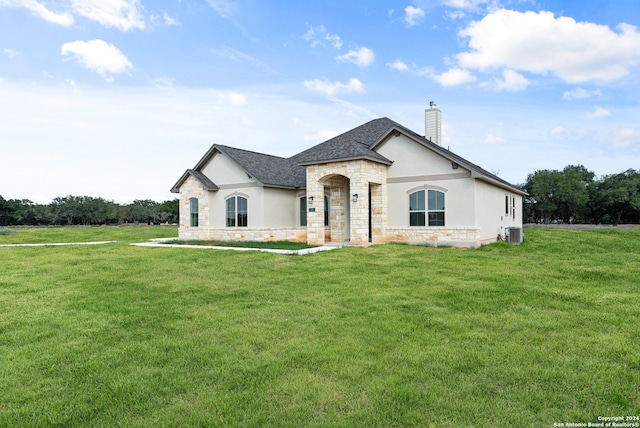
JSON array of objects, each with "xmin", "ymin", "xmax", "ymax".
[{"xmin": 216, "ymin": 144, "xmax": 289, "ymax": 160}]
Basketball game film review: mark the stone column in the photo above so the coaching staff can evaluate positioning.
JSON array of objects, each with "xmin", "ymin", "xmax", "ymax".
[
  {"xmin": 349, "ymin": 165, "xmax": 370, "ymax": 246},
  {"xmin": 306, "ymin": 166, "xmax": 325, "ymax": 246}
]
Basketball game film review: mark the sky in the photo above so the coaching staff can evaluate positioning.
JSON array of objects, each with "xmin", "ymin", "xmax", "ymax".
[{"xmin": 1, "ymin": 0, "xmax": 639, "ymax": 204}]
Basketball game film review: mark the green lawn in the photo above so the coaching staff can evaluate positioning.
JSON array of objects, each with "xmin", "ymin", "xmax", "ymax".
[{"xmin": 0, "ymin": 226, "xmax": 638, "ymax": 427}]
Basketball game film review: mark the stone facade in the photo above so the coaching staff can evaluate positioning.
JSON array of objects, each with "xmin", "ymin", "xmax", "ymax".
[
  {"xmin": 385, "ymin": 227, "xmax": 481, "ymax": 248},
  {"xmin": 178, "ymin": 175, "xmax": 210, "ymax": 236},
  {"xmin": 179, "ymin": 227, "xmax": 307, "ymax": 242},
  {"xmin": 306, "ymin": 160, "xmax": 387, "ymax": 247}
]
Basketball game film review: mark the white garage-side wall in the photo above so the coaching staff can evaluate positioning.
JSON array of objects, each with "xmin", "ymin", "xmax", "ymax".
[{"xmin": 474, "ymin": 179, "xmax": 523, "ymax": 244}]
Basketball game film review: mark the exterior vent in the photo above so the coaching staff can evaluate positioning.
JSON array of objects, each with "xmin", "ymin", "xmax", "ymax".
[
  {"xmin": 425, "ymin": 106, "xmax": 442, "ymax": 146},
  {"xmin": 506, "ymin": 227, "xmax": 523, "ymax": 244}
]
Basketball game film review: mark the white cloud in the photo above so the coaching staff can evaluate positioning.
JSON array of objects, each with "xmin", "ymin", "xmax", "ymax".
[
  {"xmin": 586, "ymin": 106, "xmax": 611, "ymax": 119},
  {"xmin": 211, "ymin": 47, "xmax": 277, "ymax": 74},
  {"xmin": 304, "ymin": 78, "xmax": 364, "ymax": 96},
  {"xmin": 0, "ymin": 0, "xmax": 74, "ymax": 25},
  {"xmin": 326, "ymin": 33, "xmax": 343, "ymax": 49},
  {"xmin": 595, "ymin": 127, "xmax": 640, "ymax": 149},
  {"xmin": 493, "ymin": 69, "xmax": 530, "ymax": 92},
  {"xmin": 61, "ymin": 39, "xmax": 134, "ymax": 81},
  {"xmin": 562, "ymin": 88, "xmax": 602, "ymax": 101},
  {"xmin": 457, "ymin": 10, "xmax": 640, "ymax": 83},
  {"xmin": 64, "ymin": 78, "xmax": 78, "ymax": 92},
  {"xmin": 432, "ymin": 67, "xmax": 476, "ymax": 86},
  {"xmin": 446, "ymin": 10, "xmax": 465, "ymax": 20},
  {"xmin": 387, "ymin": 60, "xmax": 410, "ymax": 72},
  {"xmin": 443, "ymin": 0, "xmax": 494, "ymax": 12},
  {"xmin": 162, "ymin": 11, "xmax": 177, "ymax": 26},
  {"xmin": 304, "ymin": 129, "xmax": 338, "ymax": 145},
  {"xmin": 404, "ymin": 5, "xmax": 424, "ymax": 27},
  {"xmin": 336, "ymin": 47, "xmax": 375, "ymax": 67},
  {"xmin": 302, "ymin": 25, "xmax": 327, "ymax": 48},
  {"xmin": 152, "ymin": 76, "xmax": 174, "ymax": 88},
  {"xmin": 70, "ymin": 0, "xmax": 145, "ymax": 31},
  {"xmin": 485, "ymin": 133, "xmax": 506, "ymax": 144},
  {"xmin": 226, "ymin": 91, "xmax": 246, "ymax": 106},
  {"xmin": 551, "ymin": 126, "xmax": 566, "ymax": 135},
  {"xmin": 205, "ymin": 0, "xmax": 236, "ymax": 19},
  {"xmin": 610, "ymin": 128, "xmax": 640, "ymax": 148},
  {"xmin": 301, "ymin": 25, "xmax": 343, "ymax": 50},
  {"xmin": 4, "ymin": 48, "xmax": 21, "ymax": 58}
]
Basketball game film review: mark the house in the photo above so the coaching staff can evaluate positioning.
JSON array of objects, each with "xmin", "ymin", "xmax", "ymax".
[{"xmin": 171, "ymin": 111, "xmax": 525, "ymax": 247}]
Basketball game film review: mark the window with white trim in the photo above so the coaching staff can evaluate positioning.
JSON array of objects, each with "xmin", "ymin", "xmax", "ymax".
[
  {"xmin": 226, "ymin": 196, "xmax": 247, "ymax": 227},
  {"xmin": 189, "ymin": 198, "xmax": 198, "ymax": 227},
  {"xmin": 409, "ymin": 189, "xmax": 445, "ymax": 226}
]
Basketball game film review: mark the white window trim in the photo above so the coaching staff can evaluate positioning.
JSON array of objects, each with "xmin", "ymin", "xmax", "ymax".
[{"xmin": 224, "ymin": 193, "xmax": 249, "ymax": 228}]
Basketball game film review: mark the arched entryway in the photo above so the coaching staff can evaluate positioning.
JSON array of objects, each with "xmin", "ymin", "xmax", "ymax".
[
  {"xmin": 319, "ymin": 174, "xmax": 350, "ymax": 243},
  {"xmin": 305, "ymin": 160, "xmax": 387, "ymax": 247}
]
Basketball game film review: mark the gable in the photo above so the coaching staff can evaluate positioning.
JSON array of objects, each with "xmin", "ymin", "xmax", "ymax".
[
  {"xmin": 200, "ymin": 150, "xmax": 258, "ymax": 186},
  {"xmin": 375, "ymin": 133, "xmax": 469, "ymax": 179}
]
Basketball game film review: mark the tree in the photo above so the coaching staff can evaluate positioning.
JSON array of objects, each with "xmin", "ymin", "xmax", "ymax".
[
  {"xmin": 524, "ymin": 169, "xmax": 563, "ymax": 224},
  {"xmin": 555, "ymin": 165, "xmax": 594, "ymax": 223},
  {"xmin": 595, "ymin": 169, "xmax": 640, "ymax": 225},
  {"xmin": 0, "ymin": 195, "xmax": 14, "ymax": 226},
  {"xmin": 50, "ymin": 196, "xmax": 81, "ymax": 225},
  {"xmin": 159, "ymin": 199, "xmax": 179, "ymax": 223},
  {"xmin": 129, "ymin": 199, "xmax": 161, "ymax": 224}
]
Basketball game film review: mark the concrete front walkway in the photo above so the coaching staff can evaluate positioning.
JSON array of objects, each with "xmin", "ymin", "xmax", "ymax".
[
  {"xmin": 0, "ymin": 241, "xmax": 117, "ymax": 247},
  {"xmin": 1, "ymin": 238, "xmax": 348, "ymax": 255},
  {"xmin": 131, "ymin": 238, "xmax": 347, "ymax": 256}
]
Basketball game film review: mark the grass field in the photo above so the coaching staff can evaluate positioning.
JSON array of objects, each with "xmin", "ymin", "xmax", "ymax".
[{"xmin": 0, "ymin": 226, "xmax": 638, "ymax": 427}]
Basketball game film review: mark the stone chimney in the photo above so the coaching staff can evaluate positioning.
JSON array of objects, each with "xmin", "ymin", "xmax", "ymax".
[{"xmin": 425, "ymin": 101, "xmax": 442, "ymax": 146}]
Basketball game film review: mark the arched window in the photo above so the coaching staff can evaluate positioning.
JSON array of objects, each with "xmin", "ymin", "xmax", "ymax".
[
  {"xmin": 226, "ymin": 196, "xmax": 248, "ymax": 227},
  {"xmin": 189, "ymin": 198, "xmax": 199, "ymax": 227},
  {"xmin": 409, "ymin": 189, "xmax": 445, "ymax": 226}
]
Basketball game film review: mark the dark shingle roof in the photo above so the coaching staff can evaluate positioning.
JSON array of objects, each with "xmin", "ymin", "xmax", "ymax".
[
  {"xmin": 214, "ymin": 145, "xmax": 306, "ymax": 188},
  {"xmin": 291, "ymin": 118, "xmax": 395, "ymax": 165},
  {"xmin": 173, "ymin": 117, "xmax": 524, "ymax": 195},
  {"xmin": 170, "ymin": 169, "xmax": 219, "ymax": 193}
]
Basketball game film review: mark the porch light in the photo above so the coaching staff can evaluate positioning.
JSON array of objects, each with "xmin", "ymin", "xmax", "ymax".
[
  {"xmin": 352, "ymin": 194, "xmax": 358, "ymax": 203},
  {"xmin": 308, "ymin": 196, "xmax": 313, "ymax": 205}
]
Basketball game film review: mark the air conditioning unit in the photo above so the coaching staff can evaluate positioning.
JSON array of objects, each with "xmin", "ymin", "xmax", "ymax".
[{"xmin": 506, "ymin": 227, "xmax": 523, "ymax": 244}]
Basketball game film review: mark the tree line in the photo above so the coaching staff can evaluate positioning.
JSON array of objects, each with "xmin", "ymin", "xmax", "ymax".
[
  {"xmin": 0, "ymin": 195, "xmax": 179, "ymax": 226},
  {"xmin": 521, "ymin": 166, "xmax": 640, "ymax": 225}
]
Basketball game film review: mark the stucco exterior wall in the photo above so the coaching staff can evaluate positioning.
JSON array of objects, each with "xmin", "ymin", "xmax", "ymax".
[
  {"xmin": 263, "ymin": 187, "xmax": 298, "ymax": 228},
  {"xmin": 377, "ymin": 133, "xmax": 456, "ymax": 177},
  {"xmin": 201, "ymin": 151, "xmax": 254, "ymax": 185},
  {"xmin": 474, "ymin": 179, "xmax": 523, "ymax": 243}
]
